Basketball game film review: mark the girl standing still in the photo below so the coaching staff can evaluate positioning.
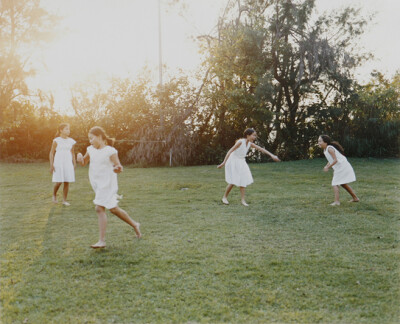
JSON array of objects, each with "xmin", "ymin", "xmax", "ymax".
[{"xmin": 49, "ymin": 123, "xmax": 76, "ymax": 206}]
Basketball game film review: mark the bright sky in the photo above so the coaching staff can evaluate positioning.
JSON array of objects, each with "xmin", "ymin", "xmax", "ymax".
[{"xmin": 27, "ymin": 0, "xmax": 400, "ymax": 114}]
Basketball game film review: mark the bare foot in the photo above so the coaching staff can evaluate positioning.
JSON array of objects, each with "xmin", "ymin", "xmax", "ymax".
[
  {"xmin": 330, "ymin": 201, "xmax": 340, "ymax": 206},
  {"xmin": 222, "ymin": 197, "xmax": 229, "ymax": 205},
  {"xmin": 62, "ymin": 201, "xmax": 70, "ymax": 206},
  {"xmin": 91, "ymin": 241, "xmax": 106, "ymax": 249},
  {"xmin": 349, "ymin": 198, "xmax": 360, "ymax": 203},
  {"xmin": 241, "ymin": 200, "xmax": 249, "ymax": 207},
  {"xmin": 52, "ymin": 196, "xmax": 58, "ymax": 204},
  {"xmin": 133, "ymin": 222, "xmax": 142, "ymax": 239}
]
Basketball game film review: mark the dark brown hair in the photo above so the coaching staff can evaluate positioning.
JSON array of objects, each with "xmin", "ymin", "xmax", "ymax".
[
  {"xmin": 243, "ymin": 128, "xmax": 255, "ymax": 137},
  {"xmin": 89, "ymin": 126, "xmax": 115, "ymax": 146},
  {"xmin": 320, "ymin": 135, "xmax": 345, "ymax": 155}
]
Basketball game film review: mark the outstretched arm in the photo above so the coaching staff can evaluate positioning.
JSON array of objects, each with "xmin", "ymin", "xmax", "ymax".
[
  {"xmin": 323, "ymin": 147, "xmax": 337, "ymax": 172},
  {"xmin": 250, "ymin": 143, "xmax": 280, "ymax": 162},
  {"xmin": 217, "ymin": 141, "xmax": 242, "ymax": 168},
  {"xmin": 110, "ymin": 153, "xmax": 123, "ymax": 173},
  {"xmin": 77, "ymin": 152, "xmax": 90, "ymax": 166}
]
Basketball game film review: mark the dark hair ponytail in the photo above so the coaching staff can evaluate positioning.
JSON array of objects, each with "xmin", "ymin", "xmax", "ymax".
[
  {"xmin": 243, "ymin": 128, "xmax": 255, "ymax": 137},
  {"xmin": 320, "ymin": 135, "xmax": 345, "ymax": 155},
  {"xmin": 56, "ymin": 123, "xmax": 69, "ymax": 137},
  {"xmin": 89, "ymin": 126, "xmax": 115, "ymax": 146}
]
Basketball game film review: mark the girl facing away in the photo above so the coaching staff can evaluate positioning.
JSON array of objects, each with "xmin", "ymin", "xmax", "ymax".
[
  {"xmin": 318, "ymin": 135, "xmax": 359, "ymax": 206},
  {"xmin": 77, "ymin": 126, "xmax": 141, "ymax": 248},
  {"xmin": 49, "ymin": 123, "xmax": 76, "ymax": 206},
  {"xmin": 217, "ymin": 128, "xmax": 280, "ymax": 206}
]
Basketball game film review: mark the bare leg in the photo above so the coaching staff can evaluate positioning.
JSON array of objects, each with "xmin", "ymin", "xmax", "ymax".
[
  {"xmin": 240, "ymin": 187, "xmax": 248, "ymax": 206},
  {"xmin": 331, "ymin": 185, "xmax": 340, "ymax": 205},
  {"xmin": 53, "ymin": 182, "xmax": 62, "ymax": 203},
  {"xmin": 222, "ymin": 184, "xmax": 234, "ymax": 204},
  {"xmin": 109, "ymin": 207, "xmax": 141, "ymax": 238},
  {"xmin": 91, "ymin": 205, "xmax": 107, "ymax": 248},
  {"xmin": 341, "ymin": 184, "xmax": 359, "ymax": 202},
  {"xmin": 224, "ymin": 184, "xmax": 234, "ymax": 198},
  {"xmin": 62, "ymin": 182, "xmax": 70, "ymax": 205}
]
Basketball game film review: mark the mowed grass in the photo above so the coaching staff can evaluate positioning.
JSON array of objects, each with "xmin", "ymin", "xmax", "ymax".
[{"xmin": 0, "ymin": 158, "xmax": 399, "ymax": 323}]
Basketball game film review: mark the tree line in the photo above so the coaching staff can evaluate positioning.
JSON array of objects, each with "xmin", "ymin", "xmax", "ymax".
[{"xmin": 1, "ymin": 0, "xmax": 399, "ymax": 165}]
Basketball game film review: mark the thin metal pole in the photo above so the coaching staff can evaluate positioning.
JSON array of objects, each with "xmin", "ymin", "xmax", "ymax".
[{"xmin": 158, "ymin": 0, "xmax": 164, "ymax": 130}]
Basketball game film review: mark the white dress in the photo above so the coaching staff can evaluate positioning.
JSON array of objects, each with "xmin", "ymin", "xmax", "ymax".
[
  {"xmin": 87, "ymin": 145, "xmax": 119, "ymax": 209},
  {"xmin": 225, "ymin": 138, "xmax": 254, "ymax": 187},
  {"xmin": 324, "ymin": 145, "xmax": 356, "ymax": 186},
  {"xmin": 52, "ymin": 137, "xmax": 76, "ymax": 183}
]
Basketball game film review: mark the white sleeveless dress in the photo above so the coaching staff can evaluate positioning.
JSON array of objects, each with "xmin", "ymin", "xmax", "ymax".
[
  {"xmin": 52, "ymin": 137, "xmax": 76, "ymax": 183},
  {"xmin": 225, "ymin": 138, "xmax": 254, "ymax": 187},
  {"xmin": 324, "ymin": 145, "xmax": 356, "ymax": 186},
  {"xmin": 87, "ymin": 145, "xmax": 119, "ymax": 209}
]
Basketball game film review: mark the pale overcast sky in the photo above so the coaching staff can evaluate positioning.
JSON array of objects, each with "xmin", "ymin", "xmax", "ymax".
[{"xmin": 27, "ymin": 0, "xmax": 400, "ymax": 114}]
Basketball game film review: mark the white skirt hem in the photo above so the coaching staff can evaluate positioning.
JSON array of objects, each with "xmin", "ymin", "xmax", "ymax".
[{"xmin": 225, "ymin": 156, "xmax": 253, "ymax": 188}]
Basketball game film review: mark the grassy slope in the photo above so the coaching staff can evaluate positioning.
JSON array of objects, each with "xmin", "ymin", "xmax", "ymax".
[{"xmin": 0, "ymin": 158, "xmax": 399, "ymax": 323}]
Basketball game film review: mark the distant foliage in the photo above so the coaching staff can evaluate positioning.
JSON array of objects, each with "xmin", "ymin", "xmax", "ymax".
[
  {"xmin": 0, "ymin": 101, "xmax": 64, "ymax": 160},
  {"xmin": 0, "ymin": 0, "xmax": 57, "ymax": 125},
  {"xmin": 343, "ymin": 72, "xmax": 400, "ymax": 157},
  {"xmin": 0, "ymin": 0, "xmax": 399, "ymax": 164}
]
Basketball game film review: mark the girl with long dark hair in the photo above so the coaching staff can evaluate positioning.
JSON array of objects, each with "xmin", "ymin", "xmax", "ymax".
[
  {"xmin": 318, "ymin": 135, "xmax": 359, "ymax": 206},
  {"xmin": 217, "ymin": 128, "xmax": 280, "ymax": 206}
]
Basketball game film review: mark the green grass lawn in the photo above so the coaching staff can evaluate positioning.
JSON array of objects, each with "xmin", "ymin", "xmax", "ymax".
[{"xmin": 0, "ymin": 158, "xmax": 399, "ymax": 323}]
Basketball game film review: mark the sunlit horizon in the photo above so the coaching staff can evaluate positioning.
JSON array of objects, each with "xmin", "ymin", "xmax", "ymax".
[{"xmin": 26, "ymin": 0, "xmax": 400, "ymax": 115}]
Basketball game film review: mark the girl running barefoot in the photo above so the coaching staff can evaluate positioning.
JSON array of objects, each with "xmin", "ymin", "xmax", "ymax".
[
  {"xmin": 49, "ymin": 123, "xmax": 76, "ymax": 206},
  {"xmin": 318, "ymin": 135, "xmax": 359, "ymax": 206},
  {"xmin": 77, "ymin": 126, "xmax": 141, "ymax": 248},
  {"xmin": 217, "ymin": 128, "xmax": 280, "ymax": 206}
]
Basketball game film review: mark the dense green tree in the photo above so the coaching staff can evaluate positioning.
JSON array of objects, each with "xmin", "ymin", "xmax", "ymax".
[
  {"xmin": 344, "ymin": 72, "xmax": 400, "ymax": 157},
  {"xmin": 1, "ymin": 0, "xmax": 398, "ymax": 164},
  {"xmin": 199, "ymin": 0, "xmax": 371, "ymax": 160}
]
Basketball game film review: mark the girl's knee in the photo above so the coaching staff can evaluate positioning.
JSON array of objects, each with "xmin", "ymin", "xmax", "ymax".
[
  {"xmin": 95, "ymin": 205, "xmax": 105, "ymax": 213},
  {"xmin": 109, "ymin": 207, "xmax": 119, "ymax": 214}
]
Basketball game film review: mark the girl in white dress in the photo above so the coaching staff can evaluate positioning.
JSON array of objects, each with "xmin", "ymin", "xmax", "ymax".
[
  {"xmin": 318, "ymin": 135, "xmax": 359, "ymax": 206},
  {"xmin": 217, "ymin": 128, "xmax": 280, "ymax": 206},
  {"xmin": 49, "ymin": 123, "xmax": 76, "ymax": 206},
  {"xmin": 77, "ymin": 126, "xmax": 141, "ymax": 248}
]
